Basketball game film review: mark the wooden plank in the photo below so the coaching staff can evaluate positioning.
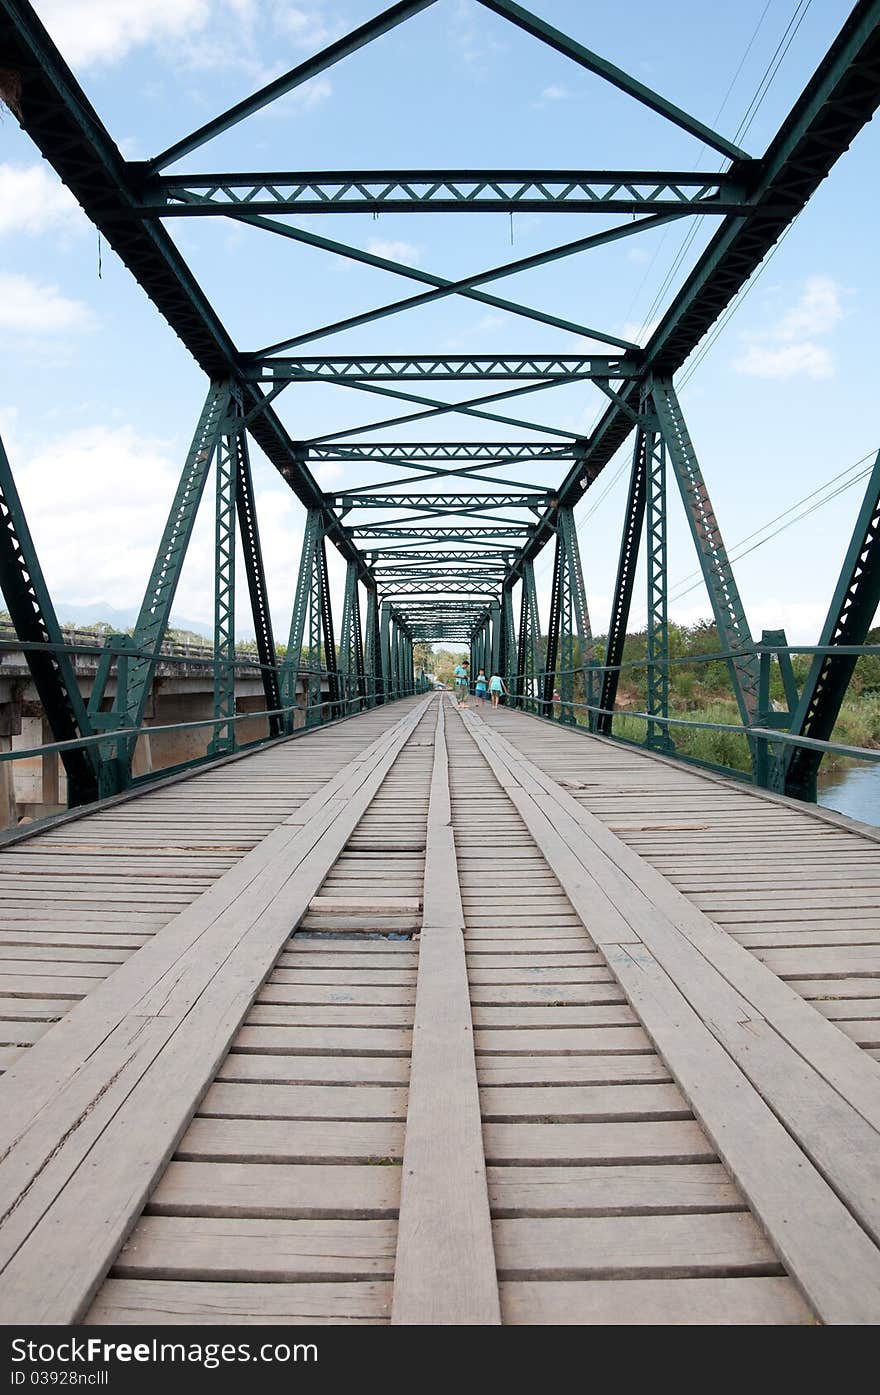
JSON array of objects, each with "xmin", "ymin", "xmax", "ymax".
[
  {"xmin": 493, "ymin": 1213, "xmax": 779, "ymax": 1278},
  {"xmin": 178, "ymin": 1117, "xmax": 404, "ymax": 1163},
  {"xmin": 392, "ymin": 697, "xmax": 501, "ymax": 1326},
  {"xmin": 486, "ymin": 1162, "xmax": 742, "ymax": 1216},
  {"xmin": 500, "ymin": 1277, "xmax": 812, "ymax": 1325},
  {"xmin": 0, "ymin": 697, "xmax": 431, "ymax": 1325},
  {"xmin": 199, "ymin": 1081, "xmax": 407, "ymax": 1119},
  {"xmin": 115, "ymin": 1215, "xmax": 397, "ymax": 1280},
  {"xmin": 479, "ymin": 1083, "xmax": 689, "ymax": 1121},
  {"xmin": 87, "ymin": 1279, "xmax": 392, "ymax": 1325},
  {"xmin": 460, "ymin": 709, "xmax": 880, "ymax": 1324}
]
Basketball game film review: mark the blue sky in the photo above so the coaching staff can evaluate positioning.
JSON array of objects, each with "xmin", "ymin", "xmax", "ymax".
[{"xmin": 0, "ymin": 0, "xmax": 877, "ymax": 646}]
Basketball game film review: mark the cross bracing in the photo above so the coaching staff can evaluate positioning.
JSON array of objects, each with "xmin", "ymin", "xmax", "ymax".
[{"xmin": 0, "ymin": 0, "xmax": 879, "ymax": 805}]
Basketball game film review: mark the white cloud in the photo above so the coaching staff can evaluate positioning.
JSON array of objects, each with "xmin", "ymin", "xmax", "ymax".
[
  {"xmin": 34, "ymin": 0, "xmax": 211, "ymax": 67},
  {"xmin": 541, "ymin": 84, "xmax": 571, "ymax": 101},
  {"xmin": 627, "ymin": 247, "xmax": 651, "ymax": 265},
  {"xmin": 734, "ymin": 342, "xmax": 834, "ymax": 381},
  {"xmin": 263, "ymin": 76, "xmax": 333, "ymax": 116},
  {"xmin": 621, "ymin": 318, "xmax": 660, "ymax": 345},
  {"xmin": 776, "ymin": 275, "xmax": 845, "ymax": 340},
  {"xmin": 315, "ymin": 462, "xmax": 344, "ymax": 486},
  {"xmin": 11, "ymin": 425, "xmax": 310, "ymax": 632},
  {"xmin": 733, "ymin": 275, "xmax": 846, "ymax": 381},
  {"xmin": 273, "ymin": 5, "xmax": 342, "ymax": 49},
  {"xmin": 0, "ymin": 165, "xmax": 85, "ymax": 237},
  {"xmin": 366, "ymin": 239, "xmax": 423, "ymax": 267},
  {"xmin": 0, "ymin": 273, "xmax": 95, "ymax": 335}
]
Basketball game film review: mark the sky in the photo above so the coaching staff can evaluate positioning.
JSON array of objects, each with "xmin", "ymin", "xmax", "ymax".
[{"xmin": 0, "ymin": 0, "xmax": 878, "ymax": 649}]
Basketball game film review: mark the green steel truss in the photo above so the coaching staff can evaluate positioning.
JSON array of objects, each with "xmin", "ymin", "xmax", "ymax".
[{"xmin": 2, "ymin": 0, "xmax": 879, "ymax": 808}]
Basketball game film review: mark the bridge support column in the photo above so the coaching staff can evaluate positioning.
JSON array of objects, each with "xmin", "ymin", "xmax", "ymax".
[
  {"xmin": 0, "ymin": 429, "xmax": 99, "ymax": 806},
  {"xmin": 208, "ymin": 421, "xmax": 237, "ymax": 757},
  {"xmin": 365, "ymin": 588, "xmax": 383, "ymax": 706},
  {"xmin": 651, "ymin": 377, "xmax": 759, "ymax": 737},
  {"xmin": 542, "ymin": 506, "xmax": 594, "ymax": 727},
  {"xmin": 282, "ymin": 508, "xmax": 342, "ymax": 730},
  {"xmin": 783, "ymin": 447, "xmax": 880, "ymax": 801},
  {"xmin": 122, "ymin": 382, "xmax": 232, "ymax": 769},
  {"xmin": 644, "ymin": 422, "xmax": 675, "ymax": 753},
  {"xmin": 599, "ymin": 429, "xmax": 646, "ymax": 736},
  {"xmin": 339, "ymin": 560, "xmax": 366, "ymax": 715},
  {"xmin": 515, "ymin": 559, "xmax": 543, "ymax": 713}
]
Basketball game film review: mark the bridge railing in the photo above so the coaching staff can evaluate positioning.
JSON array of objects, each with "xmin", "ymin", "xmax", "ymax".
[
  {"xmin": 0, "ymin": 631, "xmax": 429, "ymax": 826},
  {"xmin": 498, "ymin": 640, "xmax": 880, "ymax": 797}
]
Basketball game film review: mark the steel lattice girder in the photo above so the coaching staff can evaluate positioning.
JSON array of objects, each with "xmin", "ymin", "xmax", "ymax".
[
  {"xmin": 2, "ymin": 0, "xmax": 880, "ymax": 784},
  {"xmin": 509, "ymin": 1, "xmax": 880, "ymax": 578},
  {"xmin": 335, "ymin": 494, "xmax": 551, "ymax": 511},
  {"xmin": 784, "ymin": 448, "xmax": 880, "ymax": 800},
  {"xmin": 308, "ymin": 443, "xmax": 577, "ymax": 462},
  {"xmin": 142, "ymin": 169, "xmax": 756, "ymax": 217},
  {"xmin": 250, "ymin": 357, "xmax": 634, "ymax": 384}
]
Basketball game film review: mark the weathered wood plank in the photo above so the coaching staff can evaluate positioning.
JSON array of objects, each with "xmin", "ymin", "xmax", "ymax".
[
  {"xmin": 0, "ymin": 697, "xmax": 431, "ymax": 1325},
  {"xmin": 392, "ymin": 697, "xmax": 500, "ymax": 1327},
  {"xmin": 500, "ymin": 1277, "xmax": 812, "ymax": 1325}
]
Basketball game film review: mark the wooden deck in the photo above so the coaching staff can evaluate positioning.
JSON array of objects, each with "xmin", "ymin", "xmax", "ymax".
[{"xmin": 1, "ymin": 693, "xmax": 879, "ymax": 1326}]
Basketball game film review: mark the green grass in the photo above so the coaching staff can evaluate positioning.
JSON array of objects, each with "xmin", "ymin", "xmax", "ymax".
[{"xmin": 611, "ymin": 692, "xmax": 880, "ymax": 777}]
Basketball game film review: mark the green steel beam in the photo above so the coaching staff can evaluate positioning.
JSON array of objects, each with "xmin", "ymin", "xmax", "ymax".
[
  {"xmin": 304, "ymin": 374, "xmax": 582, "ymax": 445},
  {"xmin": 597, "ymin": 428, "xmax": 647, "ymax": 736},
  {"xmin": 310, "ymin": 442, "xmax": 575, "ymax": 462},
  {"xmin": 147, "ymin": 0, "xmax": 439, "ymax": 172},
  {"xmin": 249, "ymin": 354, "xmax": 635, "ymax": 382},
  {"xmin": 124, "ymin": 382, "xmax": 231, "ymax": 753},
  {"xmin": 234, "ymin": 427, "xmax": 283, "ymax": 737},
  {"xmin": 651, "ymin": 378, "xmax": 759, "ymax": 723},
  {"xmin": 208, "ymin": 418, "xmax": 238, "ymax": 756},
  {"xmin": 335, "ymin": 494, "xmax": 550, "ymax": 511},
  {"xmin": 784, "ymin": 448, "xmax": 880, "ymax": 800},
  {"xmin": 251, "ymin": 211, "xmax": 677, "ymax": 357},
  {"xmin": 475, "ymin": 0, "xmax": 749, "ymax": 160},
  {"xmin": 0, "ymin": 430, "xmax": 99, "ymax": 806},
  {"xmin": 644, "ymin": 424, "xmax": 674, "ymax": 753},
  {"xmin": 144, "ymin": 169, "xmax": 753, "ymax": 216}
]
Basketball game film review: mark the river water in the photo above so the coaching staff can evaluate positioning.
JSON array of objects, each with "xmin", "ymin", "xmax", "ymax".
[{"xmin": 817, "ymin": 761, "xmax": 880, "ymax": 828}]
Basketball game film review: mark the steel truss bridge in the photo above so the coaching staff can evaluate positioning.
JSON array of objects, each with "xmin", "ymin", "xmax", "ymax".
[
  {"xmin": 2, "ymin": 0, "xmax": 880, "ymax": 1334},
  {"xmin": 1, "ymin": 0, "xmax": 878, "ymax": 811}
]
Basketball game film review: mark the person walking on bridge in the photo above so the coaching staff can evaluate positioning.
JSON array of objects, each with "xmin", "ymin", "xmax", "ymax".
[
  {"xmin": 489, "ymin": 671, "xmax": 507, "ymax": 709},
  {"xmin": 454, "ymin": 658, "xmax": 470, "ymax": 707}
]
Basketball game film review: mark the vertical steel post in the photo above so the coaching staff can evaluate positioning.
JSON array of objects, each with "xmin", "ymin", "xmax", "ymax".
[
  {"xmin": 490, "ymin": 600, "xmax": 501, "ymax": 676},
  {"xmin": 317, "ymin": 532, "xmax": 341, "ymax": 721},
  {"xmin": 235, "ymin": 427, "xmax": 282, "ymax": 737},
  {"xmin": 365, "ymin": 587, "xmax": 382, "ymax": 706},
  {"xmin": 281, "ymin": 508, "xmax": 319, "ymax": 730},
  {"xmin": 599, "ymin": 427, "xmax": 647, "ymax": 736},
  {"xmin": 784, "ymin": 447, "xmax": 880, "ymax": 800},
  {"xmin": 339, "ymin": 560, "xmax": 366, "ymax": 714},
  {"xmin": 0, "ymin": 430, "xmax": 99, "ymax": 805},
  {"xmin": 645, "ymin": 424, "xmax": 674, "ymax": 753},
  {"xmin": 380, "ymin": 601, "xmax": 392, "ymax": 700},
  {"xmin": 124, "ymin": 382, "xmax": 232, "ymax": 760},
  {"xmin": 651, "ymin": 377, "xmax": 759, "ymax": 727},
  {"xmin": 501, "ymin": 585, "xmax": 516, "ymax": 700},
  {"xmin": 208, "ymin": 425, "xmax": 237, "ymax": 756},
  {"xmin": 517, "ymin": 558, "xmax": 543, "ymax": 713},
  {"xmin": 557, "ymin": 505, "xmax": 594, "ymax": 728}
]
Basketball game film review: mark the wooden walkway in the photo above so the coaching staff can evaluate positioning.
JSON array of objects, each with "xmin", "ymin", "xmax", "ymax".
[{"xmin": 1, "ymin": 693, "xmax": 879, "ymax": 1326}]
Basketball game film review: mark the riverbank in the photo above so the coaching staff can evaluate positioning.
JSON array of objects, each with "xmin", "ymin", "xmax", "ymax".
[{"xmin": 610, "ymin": 692, "xmax": 880, "ymax": 776}]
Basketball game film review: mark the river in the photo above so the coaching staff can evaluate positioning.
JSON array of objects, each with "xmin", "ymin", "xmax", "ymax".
[{"xmin": 817, "ymin": 761, "xmax": 880, "ymax": 828}]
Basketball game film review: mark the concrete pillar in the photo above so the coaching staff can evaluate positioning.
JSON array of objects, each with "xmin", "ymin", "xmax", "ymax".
[
  {"xmin": 41, "ymin": 719, "xmax": 60, "ymax": 808},
  {"xmin": 0, "ymin": 737, "xmax": 17, "ymax": 829}
]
